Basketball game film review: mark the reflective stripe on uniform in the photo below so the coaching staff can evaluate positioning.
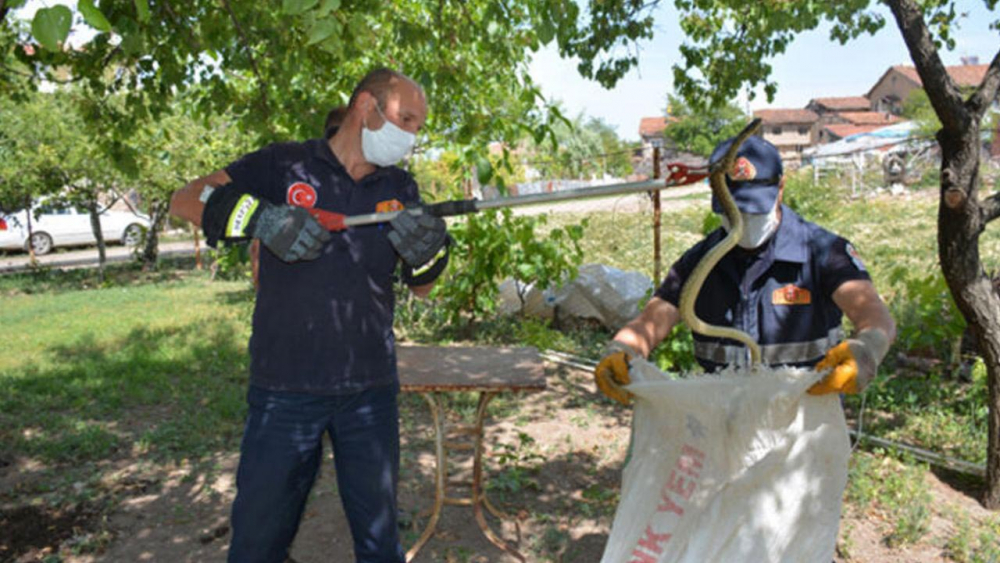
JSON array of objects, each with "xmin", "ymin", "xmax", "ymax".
[{"xmin": 694, "ymin": 327, "xmax": 844, "ymax": 367}]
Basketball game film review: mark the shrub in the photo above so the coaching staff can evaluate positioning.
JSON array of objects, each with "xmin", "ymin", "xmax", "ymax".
[
  {"xmin": 889, "ymin": 267, "xmax": 965, "ymax": 364},
  {"xmin": 433, "ymin": 208, "xmax": 585, "ymax": 326}
]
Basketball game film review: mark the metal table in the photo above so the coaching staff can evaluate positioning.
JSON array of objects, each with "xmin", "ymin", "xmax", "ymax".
[{"xmin": 397, "ymin": 345, "xmax": 547, "ymax": 562}]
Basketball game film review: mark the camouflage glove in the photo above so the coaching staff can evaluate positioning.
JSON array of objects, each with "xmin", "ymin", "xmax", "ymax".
[
  {"xmin": 252, "ymin": 202, "xmax": 331, "ymax": 262},
  {"xmin": 594, "ymin": 341, "xmax": 638, "ymax": 405},
  {"xmin": 388, "ymin": 207, "xmax": 449, "ymax": 268},
  {"xmin": 809, "ymin": 328, "xmax": 890, "ymax": 395}
]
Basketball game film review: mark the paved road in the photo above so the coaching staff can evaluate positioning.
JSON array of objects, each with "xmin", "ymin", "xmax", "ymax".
[{"xmin": 0, "ymin": 239, "xmax": 206, "ymax": 274}]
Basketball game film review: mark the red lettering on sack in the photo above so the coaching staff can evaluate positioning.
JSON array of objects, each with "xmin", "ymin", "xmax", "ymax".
[
  {"xmin": 636, "ymin": 525, "xmax": 672, "ymax": 554},
  {"xmin": 666, "ymin": 470, "xmax": 695, "ymax": 500},
  {"xmin": 677, "ymin": 444, "xmax": 705, "ymax": 476},
  {"xmin": 629, "ymin": 551, "xmax": 659, "ymax": 563},
  {"xmin": 657, "ymin": 494, "xmax": 684, "ymax": 516},
  {"xmin": 631, "ymin": 442, "xmax": 707, "ymax": 558}
]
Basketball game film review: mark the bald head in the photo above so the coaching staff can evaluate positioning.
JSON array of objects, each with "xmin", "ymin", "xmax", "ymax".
[{"xmin": 349, "ymin": 68, "xmax": 425, "ymax": 113}]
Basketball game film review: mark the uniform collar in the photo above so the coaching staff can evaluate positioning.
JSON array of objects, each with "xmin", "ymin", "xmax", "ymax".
[
  {"xmin": 309, "ymin": 137, "xmax": 393, "ymax": 182},
  {"xmin": 770, "ymin": 205, "xmax": 809, "ymax": 264}
]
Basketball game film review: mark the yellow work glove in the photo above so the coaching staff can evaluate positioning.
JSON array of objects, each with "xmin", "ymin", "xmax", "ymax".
[
  {"xmin": 594, "ymin": 341, "xmax": 638, "ymax": 405},
  {"xmin": 809, "ymin": 328, "xmax": 890, "ymax": 395}
]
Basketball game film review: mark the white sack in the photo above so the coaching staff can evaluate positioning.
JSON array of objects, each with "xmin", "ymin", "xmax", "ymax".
[
  {"xmin": 496, "ymin": 278, "xmax": 554, "ymax": 318},
  {"xmin": 600, "ymin": 359, "xmax": 850, "ymax": 563}
]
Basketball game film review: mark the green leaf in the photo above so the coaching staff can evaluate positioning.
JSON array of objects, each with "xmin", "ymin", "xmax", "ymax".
[
  {"xmin": 306, "ymin": 19, "xmax": 338, "ymax": 45},
  {"xmin": 31, "ymin": 6, "xmax": 72, "ymax": 52},
  {"xmin": 78, "ymin": 0, "xmax": 112, "ymax": 33},
  {"xmin": 133, "ymin": 0, "xmax": 150, "ymax": 23},
  {"xmin": 282, "ymin": 0, "xmax": 319, "ymax": 15},
  {"xmin": 120, "ymin": 32, "xmax": 145, "ymax": 55},
  {"xmin": 316, "ymin": 0, "xmax": 341, "ymax": 17},
  {"xmin": 476, "ymin": 156, "xmax": 493, "ymax": 185},
  {"xmin": 536, "ymin": 19, "xmax": 555, "ymax": 45}
]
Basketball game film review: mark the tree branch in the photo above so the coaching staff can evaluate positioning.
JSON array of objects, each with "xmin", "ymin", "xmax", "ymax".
[
  {"xmin": 219, "ymin": 0, "xmax": 271, "ymax": 122},
  {"xmin": 982, "ymin": 191, "xmax": 1000, "ymax": 225},
  {"xmin": 967, "ymin": 49, "xmax": 1000, "ymax": 121},
  {"xmin": 884, "ymin": 0, "xmax": 967, "ymax": 132}
]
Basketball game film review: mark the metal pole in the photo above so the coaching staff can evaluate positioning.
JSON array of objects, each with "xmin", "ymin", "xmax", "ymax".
[
  {"xmin": 653, "ymin": 146, "xmax": 662, "ymax": 283},
  {"xmin": 342, "ymin": 178, "xmax": 667, "ymax": 228}
]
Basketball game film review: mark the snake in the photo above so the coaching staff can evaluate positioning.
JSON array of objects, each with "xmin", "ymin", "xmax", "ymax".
[{"xmin": 677, "ymin": 118, "xmax": 764, "ymax": 366}]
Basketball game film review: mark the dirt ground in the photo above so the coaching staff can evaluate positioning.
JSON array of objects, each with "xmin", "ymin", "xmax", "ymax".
[{"xmin": 2, "ymin": 360, "xmax": 994, "ymax": 563}]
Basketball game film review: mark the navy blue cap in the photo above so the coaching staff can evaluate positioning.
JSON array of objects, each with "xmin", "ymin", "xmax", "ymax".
[{"xmin": 709, "ymin": 135, "xmax": 783, "ymax": 214}]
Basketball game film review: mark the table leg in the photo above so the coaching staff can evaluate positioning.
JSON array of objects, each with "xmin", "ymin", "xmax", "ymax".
[
  {"xmin": 405, "ymin": 392, "xmax": 446, "ymax": 563},
  {"xmin": 472, "ymin": 391, "xmax": 526, "ymax": 562}
]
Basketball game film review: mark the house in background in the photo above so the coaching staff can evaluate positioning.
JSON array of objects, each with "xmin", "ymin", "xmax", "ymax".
[
  {"xmin": 867, "ymin": 59, "xmax": 989, "ymax": 114},
  {"xmin": 639, "ymin": 116, "xmax": 671, "ymax": 150},
  {"xmin": 806, "ymin": 96, "xmax": 873, "ymax": 123},
  {"xmin": 817, "ymin": 111, "xmax": 903, "ymax": 143},
  {"xmin": 752, "ymin": 108, "xmax": 819, "ymax": 167},
  {"xmin": 634, "ymin": 115, "xmax": 702, "ymax": 179}
]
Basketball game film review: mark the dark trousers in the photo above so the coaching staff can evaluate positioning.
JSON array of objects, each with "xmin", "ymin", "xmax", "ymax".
[{"xmin": 228, "ymin": 385, "xmax": 404, "ymax": 563}]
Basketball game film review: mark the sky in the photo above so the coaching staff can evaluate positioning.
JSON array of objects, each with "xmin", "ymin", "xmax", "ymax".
[{"xmin": 528, "ymin": 2, "xmax": 999, "ymax": 141}]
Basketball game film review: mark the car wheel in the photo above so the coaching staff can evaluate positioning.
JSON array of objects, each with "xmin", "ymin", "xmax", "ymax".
[
  {"xmin": 28, "ymin": 232, "xmax": 53, "ymax": 256},
  {"xmin": 122, "ymin": 223, "xmax": 145, "ymax": 247}
]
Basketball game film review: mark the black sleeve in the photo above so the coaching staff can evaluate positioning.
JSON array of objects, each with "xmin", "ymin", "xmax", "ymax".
[
  {"xmin": 223, "ymin": 145, "xmax": 283, "ymax": 204},
  {"xmin": 818, "ymin": 236, "xmax": 872, "ymax": 297},
  {"xmin": 653, "ymin": 235, "xmax": 715, "ymax": 306}
]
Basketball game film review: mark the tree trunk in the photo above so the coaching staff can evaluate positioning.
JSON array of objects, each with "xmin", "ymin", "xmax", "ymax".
[
  {"xmin": 87, "ymin": 199, "xmax": 107, "ymax": 281},
  {"xmin": 140, "ymin": 200, "xmax": 170, "ymax": 271},
  {"xmin": 886, "ymin": 0, "xmax": 1000, "ymax": 508},
  {"xmin": 192, "ymin": 224, "xmax": 203, "ymax": 270},
  {"xmin": 25, "ymin": 208, "xmax": 36, "ymax": 265},
  {"xmin": 937, "ymin": 127, "xmax": 1000, "ymax": 508}
]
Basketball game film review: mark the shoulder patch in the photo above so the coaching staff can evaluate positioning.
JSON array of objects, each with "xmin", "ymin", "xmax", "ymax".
[{"xmin": 845, "ymin": 242, "xmax": 867, "ymax": 272}]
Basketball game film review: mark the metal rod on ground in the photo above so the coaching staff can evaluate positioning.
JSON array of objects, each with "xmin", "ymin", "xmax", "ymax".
[
  {"xmin": 848, "ymin": 429, "xmax": 986, "ymax": 477},
  {"xmin": 653, "ymin": 146, "xmax": 663, "ymax": 283}
]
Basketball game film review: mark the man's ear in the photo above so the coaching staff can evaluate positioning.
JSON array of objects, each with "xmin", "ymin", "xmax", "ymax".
[{"xmin": 778, "ymin": 176, "xmax": 785, "ymax": 204}]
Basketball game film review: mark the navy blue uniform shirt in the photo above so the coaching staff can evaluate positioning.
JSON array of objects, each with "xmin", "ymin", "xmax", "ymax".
[
  {"xmin": 655, "ymin": 205, "xmax": 871, "ymax": 371},
  {"xmin": 225, "ymin": 139, "xmax": 420, "ymax": 394}
]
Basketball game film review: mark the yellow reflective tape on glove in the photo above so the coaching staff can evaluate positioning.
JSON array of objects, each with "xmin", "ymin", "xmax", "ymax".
[{"xmin": 225, "ymin": 194, "xmax": 260, "ymax": 239}]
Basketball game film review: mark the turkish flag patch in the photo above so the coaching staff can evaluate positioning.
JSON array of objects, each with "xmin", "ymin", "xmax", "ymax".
[
  {"xmin": 772, "ymin": 284, "xmax": 811, "ymax": 305},
  {"xmin": 286, "ymin": 182, "xmax": 318, "ymax": 208}
]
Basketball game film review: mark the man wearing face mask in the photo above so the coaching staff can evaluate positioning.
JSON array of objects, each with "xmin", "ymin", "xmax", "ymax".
[
  {"xmin": 594, "ymin": 135, "xmax": 896, "ymax": 404},
  {"xmin": 169, "ymin": 68, "xmax": 448, "ymax": 563}
]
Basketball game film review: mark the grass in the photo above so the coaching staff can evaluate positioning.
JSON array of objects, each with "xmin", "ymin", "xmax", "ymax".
[{"xmin": 0, "ymin": 263, "xmax": 252, "ymax": 466}]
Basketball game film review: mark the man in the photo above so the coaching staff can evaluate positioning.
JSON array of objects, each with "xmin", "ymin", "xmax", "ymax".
[
  {"xmin": 594, "ymin": 135, "xmax": 896, "ymax": 403},
  {"xmin": 170, "ymin": 68, "xmax": 449, "ymax": 563},
  {"xmin": 249, "ymin": 104, "xmax": 348, "ymax": 288}
]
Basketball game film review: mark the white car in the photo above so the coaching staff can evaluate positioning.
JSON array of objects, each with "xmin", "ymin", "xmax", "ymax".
[{"xmin": 0, "ymin": 202, "xmax": 151, "ymax": 255}]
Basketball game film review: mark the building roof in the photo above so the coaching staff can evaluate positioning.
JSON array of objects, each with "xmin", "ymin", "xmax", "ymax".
[
  {"xmin": 639, "ymin": 116, "xmax": 671, "ymax": 137},
  {"xmin": 867, "ymin": 64, "xmax": 990, "ymax": 98},
  {"xmin": 837, "ymin": 111, "xmax": 904, "ymax": 126},
  {"xmin": 753, "ymin": 108, "xmax": 819, "ymax": 124},
  {"xmin": 809, "ymin": 96, "xmax": 871, "ymax": 111},
  {"xmin": 822, "ymin": 123, "xmax": 884, "ymax": 140}
]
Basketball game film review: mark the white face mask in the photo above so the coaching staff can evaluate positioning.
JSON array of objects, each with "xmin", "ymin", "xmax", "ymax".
[
  {"xmin": 719, "ymin": 202, "xmax": 781, "ymax": 249},
  {"xmin": 361, "ymin": 103, "xmax": 416, "ymax": 167}
]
